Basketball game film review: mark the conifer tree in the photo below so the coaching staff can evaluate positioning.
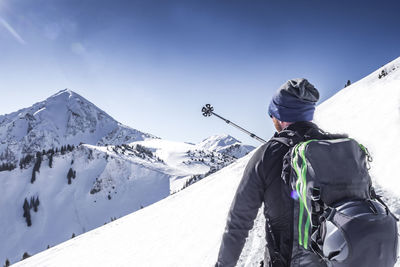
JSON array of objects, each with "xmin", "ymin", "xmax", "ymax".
[
  {"xmin": 22, "ymin": 252, "xmax": 30, "ymax": 260},
  {"xmin": 23, "ymin": 198, "xmax": 29, "ymax": 215},
  {"xmin": 29, "ymin": 197, "xmax": 35, "ymax": 209},
  {"xmin": 33, "ymin": 196, "xmax": 40, "ymax": 212},
  {"xmin": 49, "ymin": 153, "xmax": 53, "ymax": 168},
  {"xmin": 35, "ymin": 153, "xmax": 42, "ymax": 171},
  {"xmin": 67, "ymin": 168, "xmax": 74, "ymax": 184},
  {"xmin": 31, "ymin": 153, "xmax": 43, "ymax": 184},
  {"xmin": 23, "ymin": 198, "xmax": 32, "ymax": 226},
  {"xmin": 31, "ymin": 168, "xmax": 36, "ymax": 184}
]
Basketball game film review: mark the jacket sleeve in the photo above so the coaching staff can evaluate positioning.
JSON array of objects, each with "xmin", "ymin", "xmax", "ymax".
[{"xmin": 216, "ymin": 145, "xmax": 269, "ymax": 267}]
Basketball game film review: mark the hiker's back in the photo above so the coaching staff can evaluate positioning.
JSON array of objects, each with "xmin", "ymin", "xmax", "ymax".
[{"xmin": 273, "ymin": 127, "xmax": 398, "ymax": 267}]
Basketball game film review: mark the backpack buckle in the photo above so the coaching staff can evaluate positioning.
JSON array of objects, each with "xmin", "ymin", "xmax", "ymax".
[
  {"xmin": 311, "ymin": 187, "xmax": 321, "ymax": 201},
  {"xmin": 319, "ymin": 207, "xmax": 336, "ymax": 223}
]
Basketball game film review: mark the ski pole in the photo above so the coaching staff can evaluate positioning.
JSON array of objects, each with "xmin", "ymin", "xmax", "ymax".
[{"xmin": 201, "ymin": 104, "xmax": 267, "ymax": 144}]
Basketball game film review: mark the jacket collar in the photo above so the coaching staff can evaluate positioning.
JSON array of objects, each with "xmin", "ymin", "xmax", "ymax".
[
  {"xmin": 286, "ymin": 121, "xmax": 319, "ymax": 132},
  {"xmin": 273, "ymin": 121, "xmax": 319, "ymax": 138}
]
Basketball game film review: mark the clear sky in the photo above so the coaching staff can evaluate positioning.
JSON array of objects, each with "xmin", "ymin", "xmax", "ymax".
[{"xmin": 1, "ymin": 0, "xmax": 400, "ymax": 146}]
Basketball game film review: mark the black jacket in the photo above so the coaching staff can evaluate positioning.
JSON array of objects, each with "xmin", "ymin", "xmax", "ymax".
[{"xmin": 216, "ymin": 121, "xmax": 328, "ymax": 267}]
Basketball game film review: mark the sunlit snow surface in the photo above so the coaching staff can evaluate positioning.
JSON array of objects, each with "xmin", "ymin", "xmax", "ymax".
[
  {"xmin": 0, "ymin": 134, "xmax": 249, "ymax": 265},
  {"xmin": 13, "ymin": 57, "xmax": 400, "ymax": 266},
  {"xmin": 13, "ymin": 153, "xmax": 252, "ymax": 267},
  {"xmin": 196, "ymin": 134, "xmax": 254, "ymax": 159},
  {"xmin": 314, "ymin": 57, "xmax": 400, "ymax": 192}
]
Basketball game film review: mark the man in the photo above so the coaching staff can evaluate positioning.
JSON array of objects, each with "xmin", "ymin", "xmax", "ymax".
[{"xmin": 215, "ymin": 78, "xmax": 326, "ymax": 267}]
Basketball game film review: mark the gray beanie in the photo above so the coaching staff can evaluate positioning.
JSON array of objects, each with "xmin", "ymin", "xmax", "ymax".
[{"xmin": 268, "ymin": 78, "xmax": 320, "ymax": 122}]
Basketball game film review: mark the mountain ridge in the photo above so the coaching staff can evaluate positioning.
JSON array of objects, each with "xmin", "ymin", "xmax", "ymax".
[
  {"xmin": 0, "ymin": 89, "xmax": 155, "ymax": 163},
  {"xmin": 196, "ymin": 134, "xmax": 255, "ymax": 158}
]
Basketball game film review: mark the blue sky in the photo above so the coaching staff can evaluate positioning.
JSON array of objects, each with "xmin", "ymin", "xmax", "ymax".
[{"xmin": 1, "ymin": 0, "xmax": 400, "ymax": 146}]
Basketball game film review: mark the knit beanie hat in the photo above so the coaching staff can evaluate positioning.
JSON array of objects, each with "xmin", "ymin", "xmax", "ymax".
[{"xmin": 268, "ymin": 78, "xmax": 320, "ymax": 122}]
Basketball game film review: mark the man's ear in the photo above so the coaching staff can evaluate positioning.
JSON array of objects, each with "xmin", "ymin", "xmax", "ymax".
[{"xmin": 271, "ymin": 117, "xmax": 283, "ymax": 132}]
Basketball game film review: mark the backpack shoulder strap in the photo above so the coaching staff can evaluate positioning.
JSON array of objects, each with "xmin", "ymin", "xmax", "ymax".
[
  {"xmin": 270, "ymin": 129, "xmax": 303, "ymax": 147},
  {"xmin": 271, "ymin": 126, "xmax": 348, "ymax": 147}
]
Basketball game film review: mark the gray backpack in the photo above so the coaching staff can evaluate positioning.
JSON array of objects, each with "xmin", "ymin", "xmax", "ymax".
[{"xmin": 272, "ymin": 130, "xmax": 398, "ymax": 267}]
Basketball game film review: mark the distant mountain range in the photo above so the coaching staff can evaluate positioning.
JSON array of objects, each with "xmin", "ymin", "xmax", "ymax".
[
  {"xmin": 0, "ymin": 89, "xmax": 255, "ymax": 264},
  {"xmin": 196, "ymin": 134, "xmax": 254, "ymax": 159}
]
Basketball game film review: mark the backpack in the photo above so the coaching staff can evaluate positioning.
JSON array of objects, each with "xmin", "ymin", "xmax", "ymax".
[{"xmin": 270, "ymin": 129, "xmax": 398, "ymax": 267}]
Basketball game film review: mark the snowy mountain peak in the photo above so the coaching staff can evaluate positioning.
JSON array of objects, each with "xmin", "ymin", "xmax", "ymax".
[
  {"xmin": 0, "ymin": 89, "xmax": 153, "ymax": 163},
  {"xmin": 197, "ymin": 134, "xmax": 255, "ymax": 158},
  {"xmin": 50, "ymin": 88, "xmax": 74, "ymax": 98},
  {"xmin": 42, "ymin": 88, "xmax": 114, "ymax": 123},
  {"xmin": 198, "ymin": 134, "xmax": 240, "ymax": 150},
  {"xmin": 48, "ymin": 89, "xmax": 99, "ymax": 109}
]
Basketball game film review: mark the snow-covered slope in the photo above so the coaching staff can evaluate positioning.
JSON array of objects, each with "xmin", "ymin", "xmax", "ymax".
[
  {"xmin": 134, "ymin": 138, "xmax": 238, "ymax": 193},
  {"xmin": 0, "ymin": 89, "xmax": 154, "ymax": 163},
  {"xmin": 0, "ymin": 143, "xmax": 171, "ymax": 265},
  {"xmin": 12, "ymin": 151, "xmax": 254, "ymax": 267},
  {"xmin": 0, "ymin": 137, "xmax": 250, "ymax": 265},
  {"xmin": 196, "ymin": 134, "xmax": 255, "ymax": 158},
  {"xmin": 10, "ymin": 57, "xmax": 400, "ymax": 267},
  {"xmin": 314, "ymin": 56, "xmax": 400, "ymax": 191}
]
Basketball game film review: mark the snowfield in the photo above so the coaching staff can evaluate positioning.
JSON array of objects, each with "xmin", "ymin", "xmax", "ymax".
[
  {"xmin": 0, "ymin": 134, "xmax": 250, "ymax": 265},
  {"xmin": 9, "ymin": 56, "xmax": 400, "ymax": 266},
  {"xmin": 196, "ymin": 134, "xmax": 254, "ymax": 159},
  {"xmin": 314, "ymin": 57, "xmax": 400, "ymax": 192},
  {"xmin": 13, "ymin": 152, "xmax": 252, "ymax": 267}
]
